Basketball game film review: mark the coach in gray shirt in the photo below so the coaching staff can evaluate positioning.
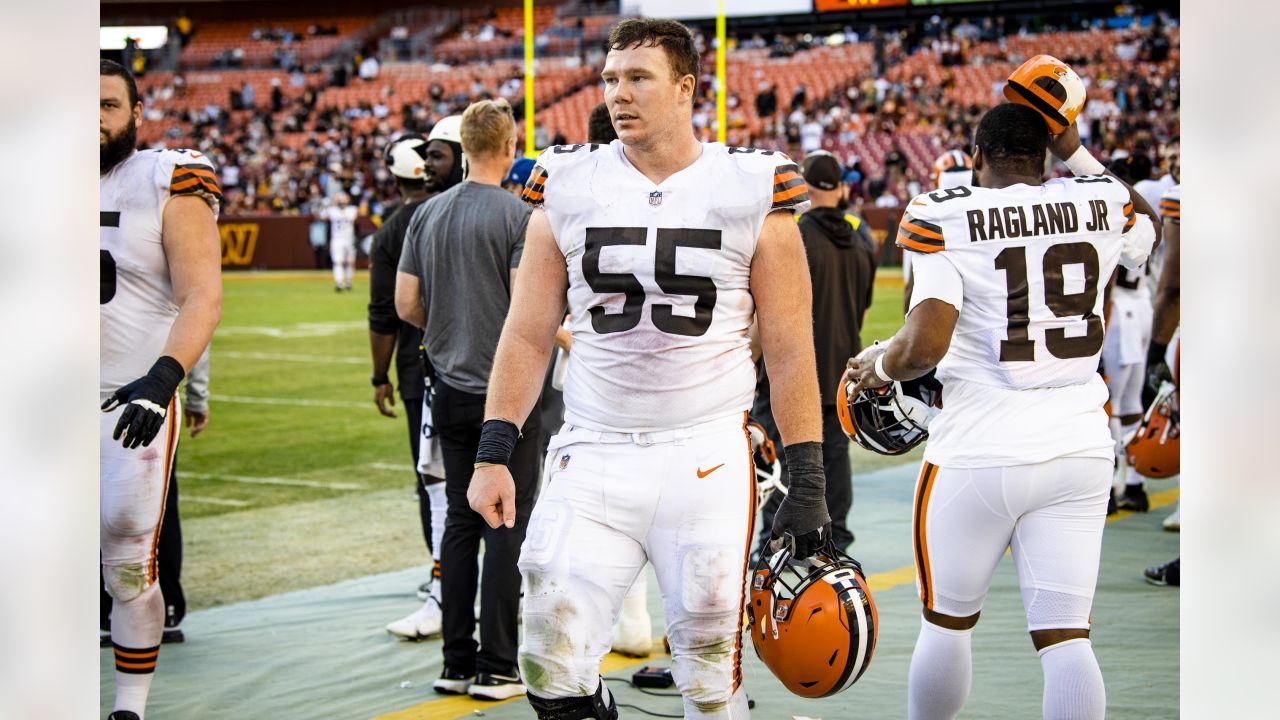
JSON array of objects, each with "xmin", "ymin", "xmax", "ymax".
[{"xmin": 395, "ymin": 99, "xmax": 539, "ymax": 701}]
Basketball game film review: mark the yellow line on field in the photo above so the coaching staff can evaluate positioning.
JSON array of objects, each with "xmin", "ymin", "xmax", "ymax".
[
  {"xmin": 373, "ymin": 486, "xmax": 1179, "ymax": 719},
  {"xmin": 372, "ymin": 647, "xmax": 669, "ymax": 720}
]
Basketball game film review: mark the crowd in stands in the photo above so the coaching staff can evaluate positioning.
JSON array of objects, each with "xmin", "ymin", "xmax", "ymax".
[{"xmin": 125, "ymin": 7, "xmax": 1179, "ymax": 221}]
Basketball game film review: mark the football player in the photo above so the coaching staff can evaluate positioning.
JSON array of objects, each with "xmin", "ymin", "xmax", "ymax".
[
  {"xmin": 326, "ymin": 192, "xmax": 359, "ymax": 291},
  {"xmin": 847, "ymin": 104, "xmax": 1158, "ymax": 719},
  {"xmin": 904, "ymin": 150, "xmax": 974, "ymax": 315},
  {"xmin": 1143, "ymin": 179, "xmax": 1181, "ymax": 584},
  {"xmin": 467, "ymin": 18, "xmax": 828, "ymax": 719},
  {"xmin": 369, "ymin": 128, "xmax": 464, "ymax": 640},
  {"xmin": 100, "ymin": 59, "xmax": 223, "ymax": 720}
]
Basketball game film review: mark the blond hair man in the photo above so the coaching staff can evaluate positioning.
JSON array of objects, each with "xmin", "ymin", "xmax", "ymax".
[{"xmin": 395, "ymin": 99, "xmax": 538, "ymax": 701}]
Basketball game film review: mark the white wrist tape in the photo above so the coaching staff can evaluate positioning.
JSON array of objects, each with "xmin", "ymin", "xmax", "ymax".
[
  {"xmin": 1065, "ymin": 146, "xmax": 1106, "ymax": 176},
  {"xmin": 873, "ymin": 353, "xmax": 893, "ymax": 383}
]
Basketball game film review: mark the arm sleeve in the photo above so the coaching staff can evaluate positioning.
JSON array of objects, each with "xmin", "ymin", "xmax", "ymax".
[
  {"xmin": 907, "ymin": 250, "xmax": 963, "ymax": 315},
  {"xmin": 184, "ymin": 345, "xmax": 211, "ymax": 413},
  {"xmin": 367, "ymin": 227, "xmax": 399, "ymax": 335}
]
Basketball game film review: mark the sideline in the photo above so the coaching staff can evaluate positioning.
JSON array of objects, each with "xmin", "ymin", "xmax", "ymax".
[{"xmin": 372, "ymin": 486, "xmax": 1179, "ymax": 720}]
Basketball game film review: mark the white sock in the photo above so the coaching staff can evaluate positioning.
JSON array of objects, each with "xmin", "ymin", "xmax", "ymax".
[
  {"xmin": 425, "ymin": 481, "xmax": 447, "ymax": 603},
  {"xmin": 111, "ymin": 582, "xmax": 165, "ymax": 719},
  {"xmin": 1039, "ymin": 638, "xmax": 1105, "ymax": 720},
  {"xmin": 908, "ymin": 620, "xmax": 972, "ymax": 720},
  {"xmin": 332, "ymin": 262, "xmax": 343, "ymax": 286},
  {"xmin": 1119, "ymin": 421, "xmax": 1142, "ymax": 486}
]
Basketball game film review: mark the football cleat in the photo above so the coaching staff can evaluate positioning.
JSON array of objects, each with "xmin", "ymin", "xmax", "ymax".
[
  {"xmin": 1144, "ymin": 558, "xmax": 1180, "ymax": 587},
  {"xmin": 107, "ymin": 712, "xmax": 141, "ymax": 720},
  {"xmin": 386, "ymin": 598, "xmax": 443, "ymax": 640},
  {"xmin": 1116, "ymin": 485, "xmax": 1150, "ymax": 513},
  {"xmin": 1004, "ymin": 54, "xmax": 1087, "ymax": 134}
]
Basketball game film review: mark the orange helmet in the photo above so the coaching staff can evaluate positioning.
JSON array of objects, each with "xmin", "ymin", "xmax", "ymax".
[
  {"xmin": 1003, "ymin": 54, "xmax": 1087, "ymax": 134},
  {"xmin": 748, "ymin": 541, "xmax": 878, "ymax": 698},
  {"xmin": 1126, "ymin": 382, "xmax": 1179, "ymax": 479},
  {"xmin": 932, "ymin": 149, "xmax": 973, "ymax": 189}
]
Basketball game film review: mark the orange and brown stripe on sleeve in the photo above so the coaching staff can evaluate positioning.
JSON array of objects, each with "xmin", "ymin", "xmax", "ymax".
[
  {"xmin": 170, "ymin": 163, "xmax": 222, "ymax": 202},
  {"xmin": 521, "ymin": 164, "xmax": 548, "ymax": 207},
  {"xmin": 1121, "ymin": 201, "xmax": 1138, "ymax": 232},
  {"xmin": 913, "ymin": 462, "xmax": 940, "ymax": 609},
  {"xmin": 771, "ymin": 163, "xmax": 809, "ymax": 210},
  {"xmin": 1159, "ymin": 197, "xmax": 1180, "ymax": 224},
  {"xmin": 113, "ymin": 643, "xmax": 160, "ymax": 674},
  {"xmin": 896, "ymin": 214, "xmax": 945, "ymax": 254}
]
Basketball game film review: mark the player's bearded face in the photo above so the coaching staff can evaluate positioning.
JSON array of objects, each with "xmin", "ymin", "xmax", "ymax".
[
  {"xmin": 100, "ymin": 109, "xmax": 138, "ymax": 174},
  {"xmin": 423, "ymin": 140, "xmax": 456, "ymax": 192}
]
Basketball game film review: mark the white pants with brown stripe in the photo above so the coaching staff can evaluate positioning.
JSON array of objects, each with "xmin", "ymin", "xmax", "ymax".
[
  {"xmin": 912, "ymin": 457, "xmax": 1111, "ymax": 630},
  {"xmin": 101, "ymin": 396, "xmax": 179, "ymax": 652},
  {"xmin": 519, "ymin": 413, "xmax": 755, "ymax": 719}
]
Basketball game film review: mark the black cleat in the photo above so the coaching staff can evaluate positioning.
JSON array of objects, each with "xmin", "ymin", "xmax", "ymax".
[
  {"xmin": 108, "ymin": 712, "xmax": 141, "ymax": 720},
  {"xmin": 1144, "ymin": 557, "xmax": 1180, "ymax": 587},
  {"xmin": 1116, "ymin": 485, "xmax": 1149, "ymax": 512},
  {"xmin": 433, "ymin": 666, "xmax": 475, "ymax": 695},
  {"xmin": 1106, "ymin": 493, "xmax": 1117, "ymax": 516}
]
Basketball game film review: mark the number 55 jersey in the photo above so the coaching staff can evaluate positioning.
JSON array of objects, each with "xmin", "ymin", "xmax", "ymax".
[
  {"xmin": 524, "ymin": 141, "xmax": 809, "ymax": 433},
  {"xmin": 900, "ymin": 176, "xmax": 1156, "ymax": 467}
]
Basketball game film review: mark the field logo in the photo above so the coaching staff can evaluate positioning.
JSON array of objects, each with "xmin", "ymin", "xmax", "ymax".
[{"xmin": 220, "ymin": 223, "xmax": 259, "ymax": 266}]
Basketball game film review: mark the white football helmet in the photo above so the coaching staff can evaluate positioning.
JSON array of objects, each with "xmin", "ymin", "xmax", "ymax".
[{"xmin": 747, "ymin": 419, "xmax": 785, "ymax": 506}]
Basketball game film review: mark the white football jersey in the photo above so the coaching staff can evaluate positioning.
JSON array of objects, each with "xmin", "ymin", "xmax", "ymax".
[
  {"xmin": 100, "ymin": 148, "xmax": 221, "ymax": 399},
  {"xmin": 524, "ymin": 141, "xmax": 810, "ymax": 432},
  {"xmin": 327, "ymin": 204, "xmax": 358, "ymax": 244},
  {"xmin": 901, "ymin": 175, "xmax": 1156, "ymax": 467}
]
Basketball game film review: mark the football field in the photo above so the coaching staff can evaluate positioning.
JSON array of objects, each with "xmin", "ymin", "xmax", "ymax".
[{"xmin": 110, "ymin": 268, "xmax": 1179, "ymax": 718}]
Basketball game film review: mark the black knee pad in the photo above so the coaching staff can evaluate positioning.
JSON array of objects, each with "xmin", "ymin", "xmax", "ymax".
[{"xmin": 527, "ymin": 680, "xmax": 618, "ymax": 720}]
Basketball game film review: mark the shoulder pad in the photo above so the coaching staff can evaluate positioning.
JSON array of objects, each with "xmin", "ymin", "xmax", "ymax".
[{"xmin": 521, "ymin": 144, "xmax": 606, "ymax": 208}]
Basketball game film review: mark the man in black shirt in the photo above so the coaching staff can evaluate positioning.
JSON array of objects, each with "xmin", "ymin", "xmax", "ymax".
[
  {"xmin": 367, "ymin": 124, "xmax": 464, "ymax": 638},
  {"xmin": 754, "ymin": 151, "xmax": 876, "ymax": 555}
]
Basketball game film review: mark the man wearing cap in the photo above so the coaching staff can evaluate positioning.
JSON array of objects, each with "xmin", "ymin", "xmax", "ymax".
[
  {"xmin": 501, "ymin": 156, "xmax": 536, "ymax": 197},
  {"xmin": 754, "ymin": 151, "xmax": 877, "ymax": 556},
  {"xmin": 368, "ymin": 121, "xmax": 465, "ymax": 638}
]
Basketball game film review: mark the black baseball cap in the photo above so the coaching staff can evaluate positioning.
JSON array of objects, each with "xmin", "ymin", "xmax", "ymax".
[{"xmin": 801, "ymin": 151, "xmax": 843, "ymax": 191}]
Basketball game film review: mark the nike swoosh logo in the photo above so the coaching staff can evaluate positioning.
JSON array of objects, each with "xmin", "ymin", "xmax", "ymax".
[{"xmin": 696, "ymin": 464, "xmax": 724, "ymax": 478}]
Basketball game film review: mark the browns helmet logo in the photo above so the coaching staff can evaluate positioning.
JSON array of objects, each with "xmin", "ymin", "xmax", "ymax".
[{"xmin": 1003, "ymin": 54, "xmax": 1087, "ymax": 134}]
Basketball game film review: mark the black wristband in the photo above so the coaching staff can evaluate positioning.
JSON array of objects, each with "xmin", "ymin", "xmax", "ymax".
[
  {"xmin": 151, "ymin": 355, "xmax": 186, "ymax": 397},
  {"xmin": 1147, "ymin": 341, "xmax": 1168, "ymax": 368},
  {"xmin": 372, "ymin": 374, "xmax": 390, "ymax": 387},
  {"xmin": 475, "ymin": 419, "xmax": 520, "ymax": 466},
  {"xmin": 782, "ymin": 441, "xmax": 825, "ymax": 495}
]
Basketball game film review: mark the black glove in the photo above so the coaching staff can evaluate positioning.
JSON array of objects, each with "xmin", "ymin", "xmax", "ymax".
[
  {"xmin": 771, "ymin": 441, "xmax": 830, "ymax": 560},
  {"xmin": 1142, "ymin": 341, "xmax": 1172, "ymax": 409},
  {"xmin": 101, "ymin": 356, "xmax": 185, "ymax": 449}
]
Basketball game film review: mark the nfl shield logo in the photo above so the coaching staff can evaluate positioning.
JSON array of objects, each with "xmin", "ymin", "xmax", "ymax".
[
  {"xmin": 649, "ymin": 191, "xmax": 663, "ymax": 206},
  {"xmin": 559, "ymin": 454, "xmax": 571, "ymax": 469}
]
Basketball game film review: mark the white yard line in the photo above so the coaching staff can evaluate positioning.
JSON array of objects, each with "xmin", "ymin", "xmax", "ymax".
[
  {"xmin": 218, "ymin": 351, "xmax": 367, "ymax": 365},
  {"xmin": 179, "ymin": 495, "xmax": 252, "ymax": 507},
  {"xmin": 367, "ymin": 462, "xmax": 417, "ymax": 473},
  {"xmin": 179, "ymin": 472, "xmax": 363, "ymax": 491},
  {"xmin": 216, "ymin": 320, "xmax": 365, "ymax": 339},
  {"xmin": 209, "ymin": 394, "xmax": 368, "ymax": 409}
]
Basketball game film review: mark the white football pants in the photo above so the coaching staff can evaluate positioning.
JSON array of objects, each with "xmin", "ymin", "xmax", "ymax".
[{"xmin": 519, "ymin": 413, "xmax": 755, "ymax": 719}]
